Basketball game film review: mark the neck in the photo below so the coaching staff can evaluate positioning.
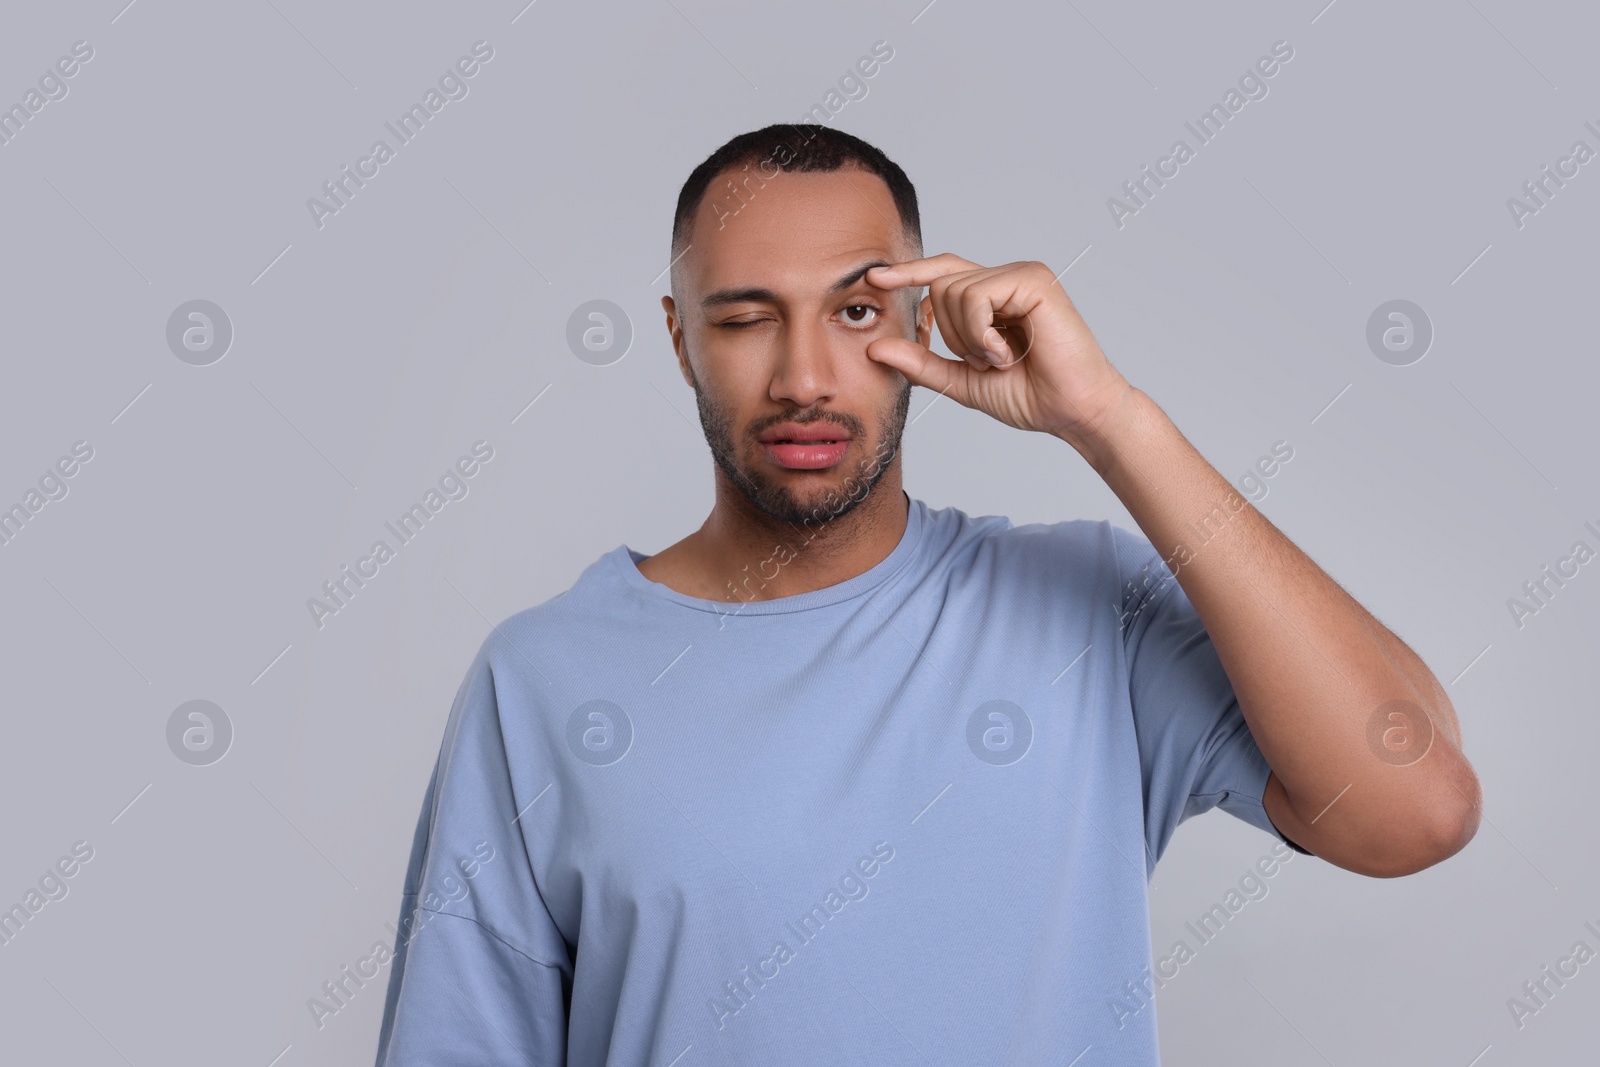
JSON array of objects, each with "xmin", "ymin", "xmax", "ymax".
[{"xmin": 691, "ymin": 472, "xmax": 909, "ymax": 602}]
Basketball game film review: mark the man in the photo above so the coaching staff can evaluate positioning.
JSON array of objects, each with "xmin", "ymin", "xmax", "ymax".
[{"xmin": 373, "ymin": 123, "xmax": 1480, "ymax": 1065}]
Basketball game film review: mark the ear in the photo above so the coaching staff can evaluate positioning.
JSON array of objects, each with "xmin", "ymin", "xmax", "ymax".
[
  {"xmin": 915, "ymin": 292, "xmax": 934, "ymax": 351},
  {"xmin": 661, "ymin": 295, "xmax": 694, "ymax": 389}
]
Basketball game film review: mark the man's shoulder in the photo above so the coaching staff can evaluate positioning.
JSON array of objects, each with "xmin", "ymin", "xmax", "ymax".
[
  {"xmin": 926, "ymin": 500, "xmax": 1138, "ymax": 569},
  {"xmin": 467, "ymin": 544, "xmax": 627, "ymax": 668},
  {"xmin": 922, "ymin": 501, "xmax": 1165, "ymax": 623}
]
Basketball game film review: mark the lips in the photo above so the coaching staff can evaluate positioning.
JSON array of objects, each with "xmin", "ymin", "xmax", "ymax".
[
  {"xmin": 759, "ymin": 422, "xmax": 852, "ymax": 445},
  {"xmin": 761, "ymin": 439, "xmax": 850, "ymax": 469}
]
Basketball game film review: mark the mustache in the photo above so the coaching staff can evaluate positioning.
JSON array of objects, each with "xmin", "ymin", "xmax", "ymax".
[{"xmin": 752, "ymin": 412, "xmax": 863, "ymax": 439}]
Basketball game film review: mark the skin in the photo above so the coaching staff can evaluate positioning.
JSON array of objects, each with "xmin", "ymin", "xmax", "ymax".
[
  {"xmin": 650, "ymin": 162, "xmax": 1481, "ymax": 878},
  {"xmin": 649, "ymin": 166, "xmax": 933, "ymax": 601}
]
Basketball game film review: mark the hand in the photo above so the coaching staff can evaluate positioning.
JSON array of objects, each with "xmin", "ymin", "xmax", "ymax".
[{"xmin": 865, "ymin": 254, "xmax": 1133, "ymax": 444}]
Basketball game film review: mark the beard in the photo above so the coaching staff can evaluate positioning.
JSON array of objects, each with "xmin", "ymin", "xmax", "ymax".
[{"xmin": 686, "ymin": 358, "xmax": 911, "ymax": 526}]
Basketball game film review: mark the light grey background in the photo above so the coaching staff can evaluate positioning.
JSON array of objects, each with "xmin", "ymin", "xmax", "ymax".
[{"xmin": 1, "ymin": 0, "xmax": 1595, "ymax": 1064}]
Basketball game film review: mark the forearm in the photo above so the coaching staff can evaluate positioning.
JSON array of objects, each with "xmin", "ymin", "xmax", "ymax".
[{"xmin": 1063, "ymin": 384, "xmax": 1480, "ymax": 876}]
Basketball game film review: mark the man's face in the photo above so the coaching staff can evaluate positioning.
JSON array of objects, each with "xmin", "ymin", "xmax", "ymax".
[{"xmin": 663, "ymin": 165, "xmax": 931, "ymax": 526}]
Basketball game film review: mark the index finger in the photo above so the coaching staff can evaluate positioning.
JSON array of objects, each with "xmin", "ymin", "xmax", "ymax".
[{"xmin": 865, "ymin": 252, "xmax": 986, "ymax": 289}]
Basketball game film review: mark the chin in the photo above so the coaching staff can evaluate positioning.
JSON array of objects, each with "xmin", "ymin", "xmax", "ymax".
[{"xmin": 763, "ymin": 469, "xmax": 886, "ymax": 525}]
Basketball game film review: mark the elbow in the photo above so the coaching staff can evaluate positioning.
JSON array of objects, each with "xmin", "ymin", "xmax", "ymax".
[
  {"xmin": 1424, "ymin": 759, "xmax": 1484, "ymax": 869},
  {"xmin": 1366, "ymin": 757, "xmax": 1483, "ymax": 878}
]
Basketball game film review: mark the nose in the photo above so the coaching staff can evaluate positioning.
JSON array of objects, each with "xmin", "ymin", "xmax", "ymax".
[{"xmin": 769, "ymin": 314, "xmax": 840, "ymax": 410}]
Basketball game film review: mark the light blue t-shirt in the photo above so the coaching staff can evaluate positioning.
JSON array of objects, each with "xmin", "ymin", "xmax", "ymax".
[{"xmin": 373, "ymin": 493, "xmax": 1304, "ymax": 1066}]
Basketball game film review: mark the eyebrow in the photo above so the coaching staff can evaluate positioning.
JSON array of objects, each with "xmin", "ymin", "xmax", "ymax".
[{"xmin": 700, "ymin": 258, "xmax": 893, "ymax": 309}]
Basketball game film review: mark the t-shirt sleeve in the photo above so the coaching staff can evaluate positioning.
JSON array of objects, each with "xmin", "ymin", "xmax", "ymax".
[
  {"xmin": 373, "ymin": 642, "xmax": 573, "ymax": 1066},
  {"xmin": 1109, "ymin": 524, "xmax": 1309, "ymax": 872}
]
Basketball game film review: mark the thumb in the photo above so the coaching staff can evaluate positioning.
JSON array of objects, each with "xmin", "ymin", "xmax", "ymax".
[{"xmin": 865, "ymin": 336, "xmax": 974, "ymax": 405}]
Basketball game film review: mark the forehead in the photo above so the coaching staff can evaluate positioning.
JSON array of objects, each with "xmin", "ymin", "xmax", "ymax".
[{"xmin": 682, "ymin": 166, "xmax": 907, "ymax": 295}]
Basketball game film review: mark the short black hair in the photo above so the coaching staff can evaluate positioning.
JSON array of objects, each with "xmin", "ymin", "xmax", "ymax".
[{"xmin": 669, "ymin": 123, "xmax": 922, "ymax": 291}]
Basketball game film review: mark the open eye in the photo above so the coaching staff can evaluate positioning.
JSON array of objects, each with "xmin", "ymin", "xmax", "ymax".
[{"xmin": 839, "ymin": 303, "xmax": 884, "ymax": 329}]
